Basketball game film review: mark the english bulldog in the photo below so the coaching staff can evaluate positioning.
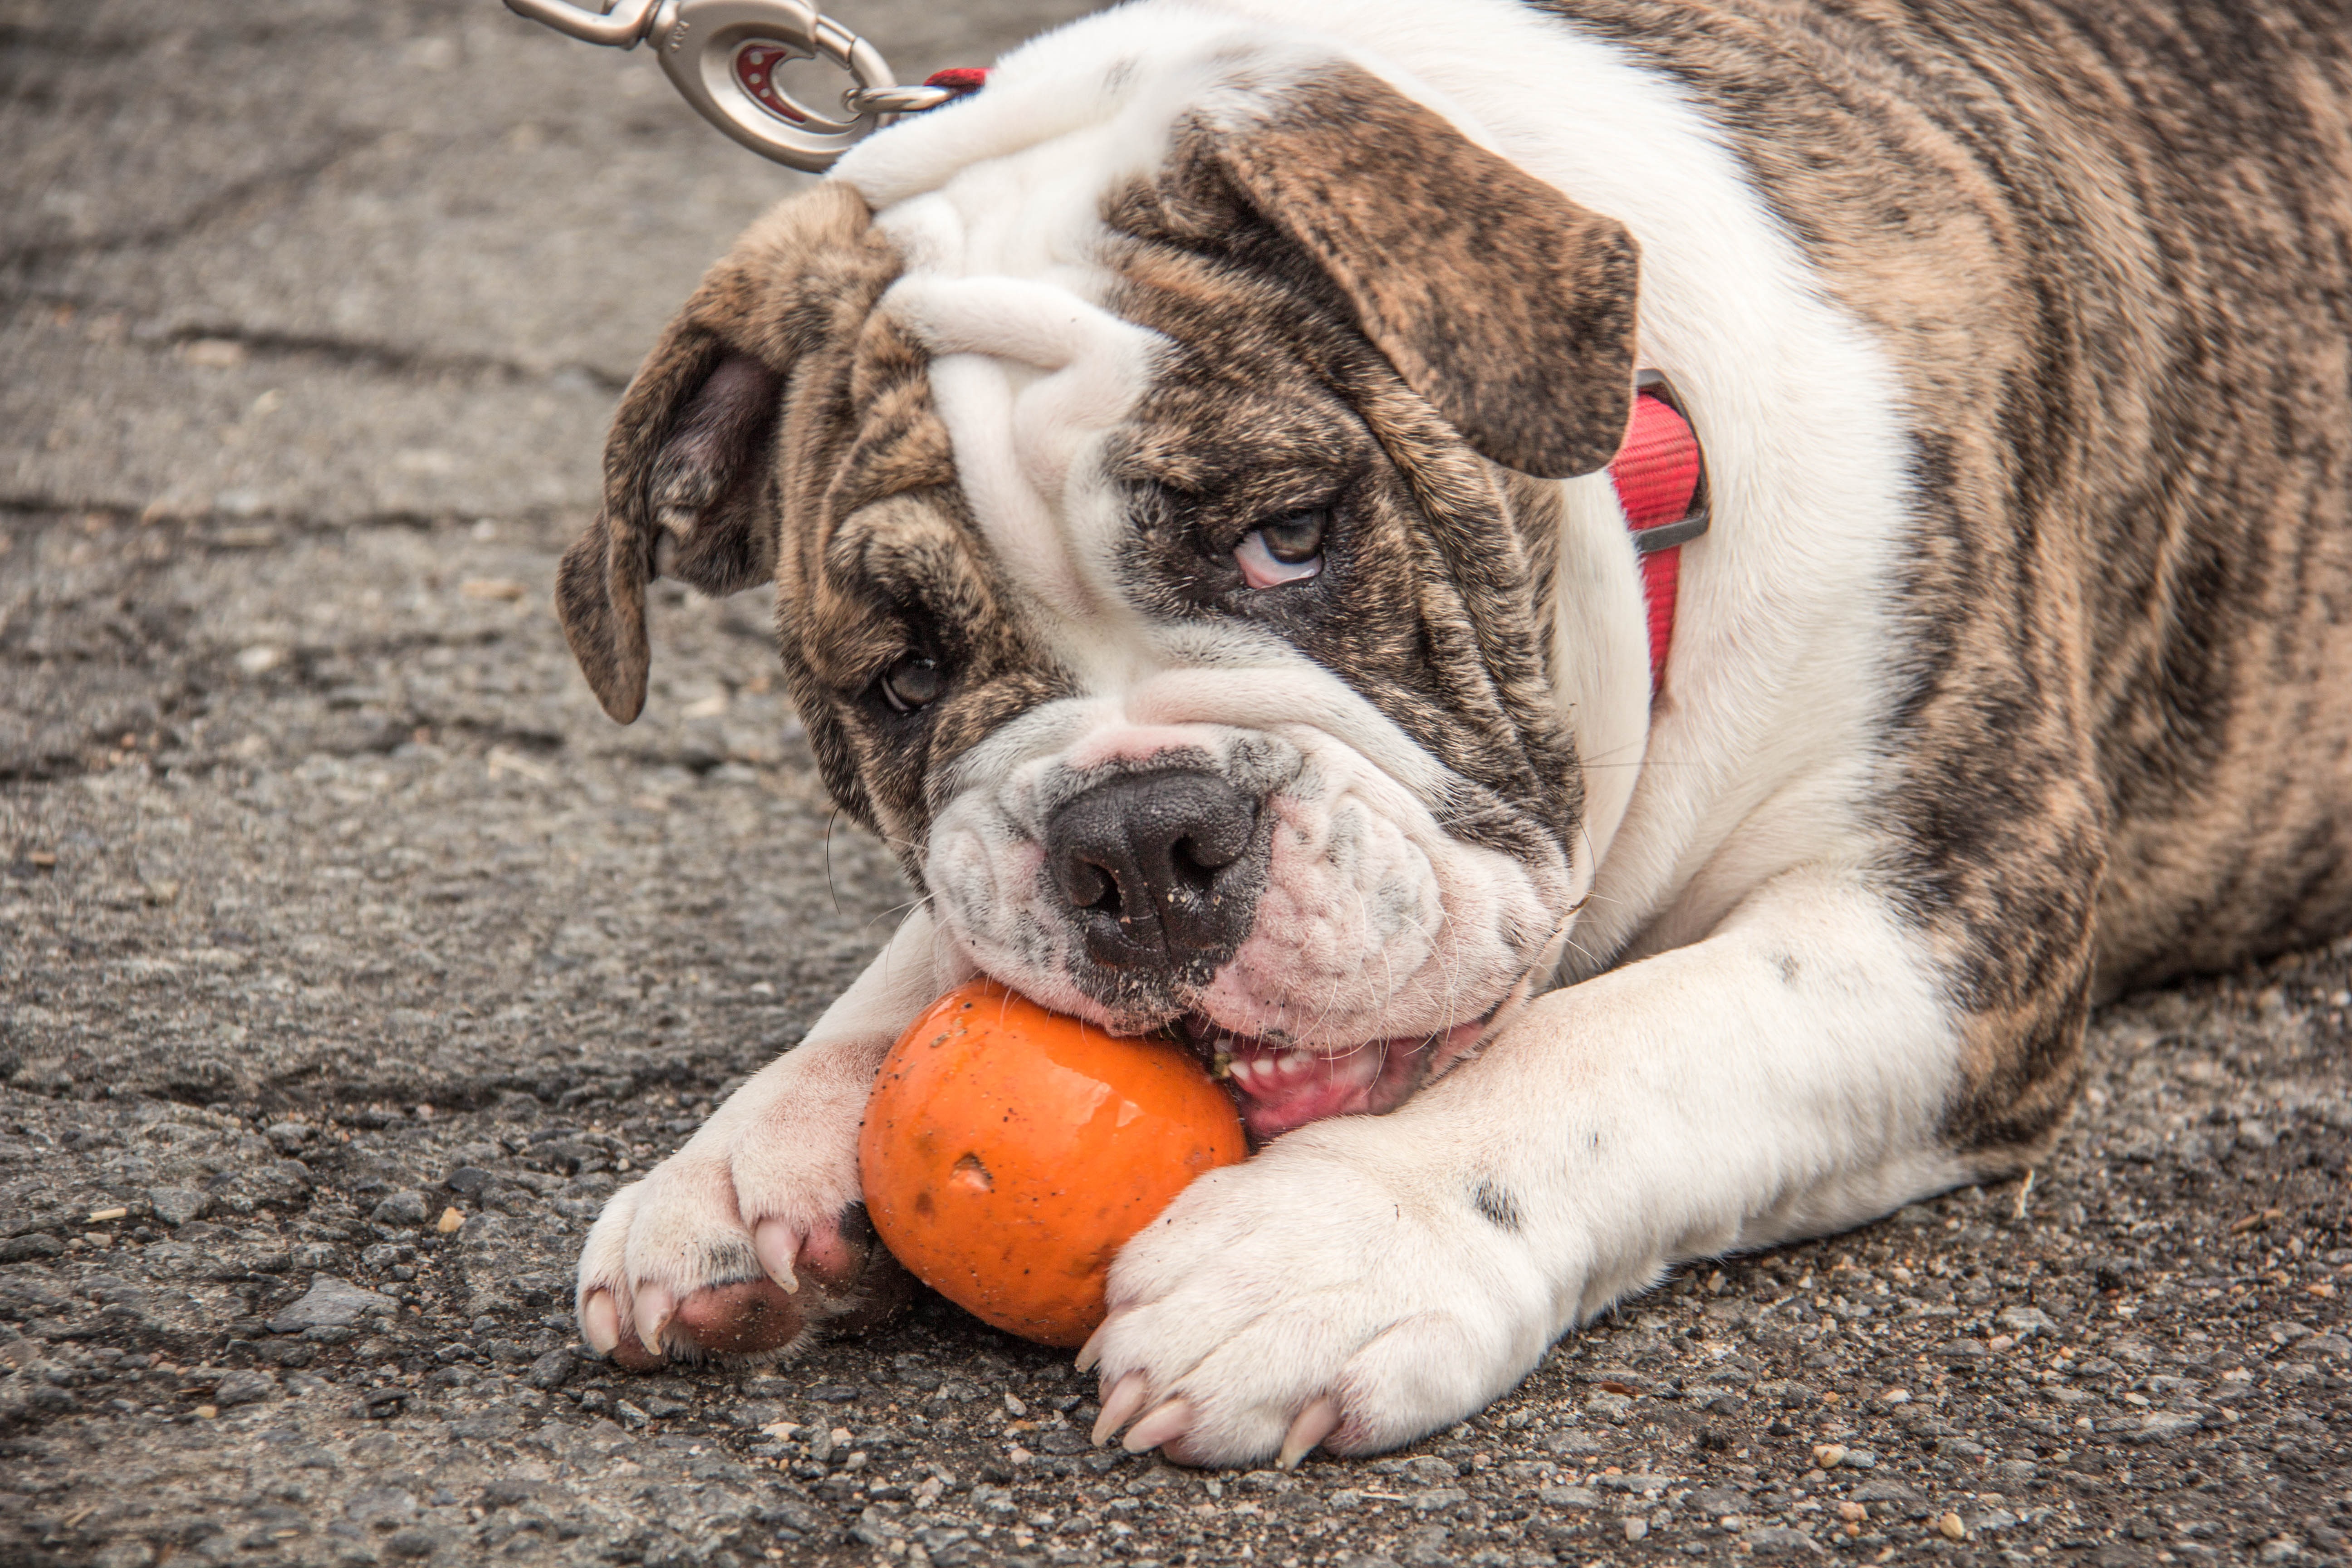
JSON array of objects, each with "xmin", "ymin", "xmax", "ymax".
[{"xmin": 552, "ymin": 0, "xmax": 2352, "ymax": 1466}]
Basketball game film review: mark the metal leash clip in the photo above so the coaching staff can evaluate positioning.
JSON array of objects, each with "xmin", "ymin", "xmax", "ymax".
[{"xmin": 503, "ymin": 0, "xmax": 960, "ymax": 172}]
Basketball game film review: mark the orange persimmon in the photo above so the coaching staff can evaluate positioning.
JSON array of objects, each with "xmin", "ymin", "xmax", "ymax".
[{"xmin": 858, "ymin": 979, "xmax": 1246, "ymax": 1347}]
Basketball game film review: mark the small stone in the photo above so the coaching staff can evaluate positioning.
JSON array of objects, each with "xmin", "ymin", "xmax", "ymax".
[
  {"xmin": 2132, "ymin": 1411, "xmax": 2203, "ymax": 1442},
  {"xmin": 0, "ymin": 1234, "xmax": 63, "ymax": 1263},
  {"xmin": 215, "ymin": 1369, "xmax": 274, "ymax": 1407},
  {"xmin": 1838, "ymin": 1502, "xmax": 1867, "ymax": 1523},
  {"xmin": 1622, "ymin": 1517, "xmax": 1649, "ymax": 1542},
  {"xmin": 1537, "ymin": 1485, "xmax": 1602, "ymax": 1508},
  {"xmin": 1938, "ymin": 1512, "xmax": 1969, "ymax": 1542},
  {"xmin": 445, "ymin": 1167, "xmax": 492, "ymax": 1197},
  {"xmin": 1744, "ymin": 1525, "xmax": 1823, "ymax": 1556},
  {"xmin": 370, "ymin": 1191, "xmax": 428, "ymax": 1227},
  {"xmin": 384, "ymin": 1527, "xmax": 438, "ymax": 1558},
  {"xmin": 435, "ymin": 1207, "xmax": 466, "ymax": 1234},
  {"xmin": 357, "ymin": 1387, "xmax": 409, "ymax": 1418},
  {"xmin": 93, "ymin": 1543, "xmax": 155, "ymax": 1568},
  {"xmin": 267, "ymin": 1275, "xmax": 399, "ymax": 1333},
  {"xmin": 1811, "ymin": 1443, "xmax": 1848, "ymax": 1469},
  {"xmin": 194, "ymin": 1404, "xmax": 218, "ymax": 1419},
  {"xmin": 348, "ymin": 1487, "xmax": 420, "ymax": 1529},
  {"xmin": 1994, "ymin": 1305, "xmax": 2056, "ymax": 1340},
  {"xmin": 524, "ymin": 1349, "xmax": 573, "ymax": 1391}
]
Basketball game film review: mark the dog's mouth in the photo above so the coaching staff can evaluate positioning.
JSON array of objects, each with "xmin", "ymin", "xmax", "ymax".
[{"xmin": 1174, "ymin": 1012, "xmax": 1493, "ymax": 1140}]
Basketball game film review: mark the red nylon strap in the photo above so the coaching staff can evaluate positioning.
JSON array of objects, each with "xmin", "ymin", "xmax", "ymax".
[
  {"xmin": 925, "ymin": 68, "xmax": 991, "ymax": 95},
  {"xmin": 1607, "ymin": 389, "xmax": 1704, "ymax": 696}
]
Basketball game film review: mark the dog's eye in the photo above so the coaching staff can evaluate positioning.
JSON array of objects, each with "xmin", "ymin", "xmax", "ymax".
[
  {"xmin": 1235, "ymin": 509, "xmax": 1327, "ymax": 588},
  {"xmin": 878, "ymin": 655, "xmax": 946, "ymax": 713}
]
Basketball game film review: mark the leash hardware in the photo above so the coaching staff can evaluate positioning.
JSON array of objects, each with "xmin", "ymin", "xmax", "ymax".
[
  {"xmin": 1630, "ymin": 513, "xmax": 1708, "ymax": 554},
  {"xmin": 844, "ymin": 83, "xmax": 960, "ymax": 114},
  {"xmin": 1622, "ymin": 368, "xmax": 1710, "ymax": 552},
  {"xmin": 502, "ymin": 0, "xmax": 903, "ymax": 172},
  {"xmin": 504, "ymin": 0, "xmax": 662, "ymax": 46}
]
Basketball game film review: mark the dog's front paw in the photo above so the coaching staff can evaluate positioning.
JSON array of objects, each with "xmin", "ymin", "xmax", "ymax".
[
  {"xmin": 1084, "ymin": 1121, "xmax": 1556, "ymax": 1467},
  {"xmin": 574, "ymin": 1051, "xmax": 909, "ymax": 1369}
]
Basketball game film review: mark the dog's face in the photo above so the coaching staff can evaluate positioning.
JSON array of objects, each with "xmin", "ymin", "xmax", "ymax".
[{"xmin": 558, "ymin": 63, "xmax": 1642, "ymax": 1137}]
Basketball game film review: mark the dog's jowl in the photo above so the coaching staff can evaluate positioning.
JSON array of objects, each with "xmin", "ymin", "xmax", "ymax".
[{"xmin": 550, "ymin": 0, "xmax": 2352, "ymax": 1464}]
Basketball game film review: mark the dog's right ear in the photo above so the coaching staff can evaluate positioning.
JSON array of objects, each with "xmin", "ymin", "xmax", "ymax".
[{"xmin": 556, "ymin": 181, "xmax": 884, "ymax": 723}]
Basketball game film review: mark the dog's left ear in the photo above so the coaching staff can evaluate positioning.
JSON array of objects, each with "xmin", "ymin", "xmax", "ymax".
[
  {"xmin": 556, "ymin": 181, "xmax": 882, "ymax": 723},
  {"xmin": 1193, "ymin": 64, "xmax": 1640, "ymax": 479}
]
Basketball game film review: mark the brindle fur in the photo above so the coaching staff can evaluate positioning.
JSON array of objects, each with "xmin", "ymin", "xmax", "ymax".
[
  {"xmin": 558, "ymin": 1, "xmax": 2352, "ymax": 1183},
  {"xmin": 1524, "ymin": 0, "xmax": 2352, "ymax": 1158}
]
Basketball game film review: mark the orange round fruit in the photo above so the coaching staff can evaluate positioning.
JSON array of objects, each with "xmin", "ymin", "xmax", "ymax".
[{"xmin": 858, "ymin": 979, "xmax": 1246, "ymax": 1348}]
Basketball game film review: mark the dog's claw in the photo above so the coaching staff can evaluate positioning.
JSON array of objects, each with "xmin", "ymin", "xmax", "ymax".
[
  {"xmin": 752, "ymin": 1217, "xmax": 802, "ymax": 1293},
  {"xmin": 1122, "ymin": 1396, "xmax": 1193, "ymax": 1454},
  {"xmin": 1093, "ymin": 1370, "xmax": 1150, "ymax": 1446},
  {"xmin": 1074, "ymin": 1316, "xmax": 1110, "ymax": 1373},
  {"xmin": 634, "ymin": 1282, "xmax": 676, "ymax": 1354},
  {"xmin": 581, "ymin": 1289, "xmax": 620, "ymax": 1356},
  {"xmin": 1279, "ymin": 1395, "xmax": 1342, "ymax": 1469}
]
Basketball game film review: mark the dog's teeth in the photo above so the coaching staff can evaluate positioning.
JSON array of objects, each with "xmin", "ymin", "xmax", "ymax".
[{"xmin": 1277, "ymin": 1050, "xmax": 1312, "ymax": 1079}]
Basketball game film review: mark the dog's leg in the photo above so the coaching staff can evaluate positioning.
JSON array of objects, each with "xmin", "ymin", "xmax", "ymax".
[
  {"xmin": 574, "ymin": 908, "xmax": 967, "ymax": 1366},
  {"xmin": 1088, "ymin": 865, "xmax": 2035, "ymax": 1467}
]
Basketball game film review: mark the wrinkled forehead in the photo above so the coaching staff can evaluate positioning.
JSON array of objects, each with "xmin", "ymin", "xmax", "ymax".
[{"xmin": 828, "ymin": 14, "xmax": 1338, "ymax": 640}]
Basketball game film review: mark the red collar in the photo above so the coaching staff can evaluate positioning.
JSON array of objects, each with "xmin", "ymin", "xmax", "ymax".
[{"xmin": 1606, "ymin": 372, "xmax": 1709, "ymax": 696}]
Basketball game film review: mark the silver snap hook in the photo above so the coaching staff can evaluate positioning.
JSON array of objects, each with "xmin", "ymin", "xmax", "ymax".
[{"xmin": 501, "ymin": 0, "xmax": 911, "ymax": 172}]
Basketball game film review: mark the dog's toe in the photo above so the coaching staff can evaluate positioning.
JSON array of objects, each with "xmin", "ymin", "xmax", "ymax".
[{"xmin": 674, "ymin": 1278, "xmax": 808, "ymax": 1355}]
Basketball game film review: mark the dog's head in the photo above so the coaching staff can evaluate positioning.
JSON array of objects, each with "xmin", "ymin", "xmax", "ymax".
[{"xmin": 556, "ymin": 48, "xmax": 1640, "ymax": 1137}]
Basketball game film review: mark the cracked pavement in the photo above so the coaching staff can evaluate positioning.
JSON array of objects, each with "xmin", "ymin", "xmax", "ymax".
[{"xmin": 3, "ymin": 2, "xmax": 2350, "ymax": 1566}]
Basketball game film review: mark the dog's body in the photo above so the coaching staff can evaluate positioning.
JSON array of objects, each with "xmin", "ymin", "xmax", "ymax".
[{"xmin": 554, "ymin": 0, "xmax": 2352, "ymax": 1464}]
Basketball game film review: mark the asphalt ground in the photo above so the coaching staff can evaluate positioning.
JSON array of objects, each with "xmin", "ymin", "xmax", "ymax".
[{"xmin": 3, "ymin": 2, "xmax": 2350, "ymax": 1566}]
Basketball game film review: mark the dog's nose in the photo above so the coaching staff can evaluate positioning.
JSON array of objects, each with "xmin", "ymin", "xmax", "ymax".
[{"xmin": 1044, "ymin": 770, "xmax": 1260, "ymax": 973}]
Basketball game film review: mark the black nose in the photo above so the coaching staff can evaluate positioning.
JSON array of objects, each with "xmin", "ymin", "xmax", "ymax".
[{"xmin": 1044, "ymin": 769, "xmax": 1262, "ymax": 975}]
